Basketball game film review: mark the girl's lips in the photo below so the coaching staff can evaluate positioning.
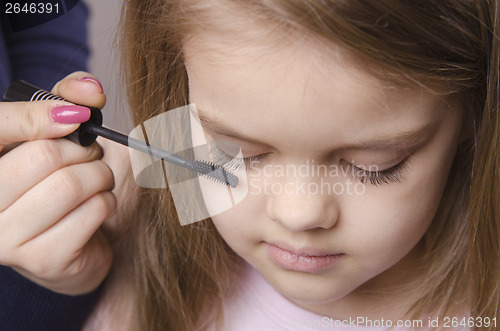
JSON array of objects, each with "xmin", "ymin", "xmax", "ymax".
[{"xmin": 265, "ymin": 242, "xmax": 344, "ymax": 273}]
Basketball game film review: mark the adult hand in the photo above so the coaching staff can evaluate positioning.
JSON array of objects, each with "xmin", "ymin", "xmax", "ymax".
[{"xmin": 0, "ymin": 72, "xmax": 115, "ymax": 295}]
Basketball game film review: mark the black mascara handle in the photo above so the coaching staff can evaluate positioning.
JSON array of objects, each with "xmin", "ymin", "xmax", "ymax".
[{"xmin": 2, "ymin": 80, "xmax": 103, "ymax": 147}]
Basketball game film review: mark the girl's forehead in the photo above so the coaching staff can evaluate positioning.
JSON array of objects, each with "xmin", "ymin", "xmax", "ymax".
[
  {"xmin": 184, "ymin": 33, "xmax": 454, "ymax": 153},
  {"xmin": 184, "ymin": 30, "xmax": 444, "ymax": 109},
  {"xmin": 183, "ymin": 23, "xmax": 426, "ymax": 94}
]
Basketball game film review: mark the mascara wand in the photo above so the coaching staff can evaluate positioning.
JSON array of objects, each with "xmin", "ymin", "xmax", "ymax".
[{"xmin": 3, "ymin": 80, "xmax": 239, "ymax": 188}]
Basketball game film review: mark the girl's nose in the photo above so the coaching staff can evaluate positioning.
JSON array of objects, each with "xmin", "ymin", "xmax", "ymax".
[{"xmin": 265, "ymin": 176, "xmax": 340, "ymax": 232}]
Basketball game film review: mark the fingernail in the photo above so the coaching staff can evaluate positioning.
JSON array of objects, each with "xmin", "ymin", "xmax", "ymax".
[
  {"xmin": 51, "ymin": 105, "xmax": 91, "ymax": 124},
  {"xmin": 80, "ymin": 77, "xmax": 103, "ymax": 93}
]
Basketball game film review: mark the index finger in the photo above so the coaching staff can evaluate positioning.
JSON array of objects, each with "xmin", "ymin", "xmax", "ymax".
[{"xmin": 0, "ymin": 101, "xmax": 90, "ymax": 151}]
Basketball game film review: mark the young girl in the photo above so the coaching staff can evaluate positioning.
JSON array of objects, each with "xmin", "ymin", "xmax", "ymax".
[
  {"xmin": 112, "ymin": 0, "xmax": 500, "ymax": 329},
  {"xmin": 1, "ymin": 0, "xmax": 499, "ymax": 330}
]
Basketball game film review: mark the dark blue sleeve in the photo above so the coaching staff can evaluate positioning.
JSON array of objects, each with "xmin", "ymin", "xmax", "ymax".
[
  {"xmin": 0, "ymin": 266, "xmax": 103, "ymax": 331},
  {"xmin": 0, "ymin": 1, "xmax": 90, "ymax": 94}
]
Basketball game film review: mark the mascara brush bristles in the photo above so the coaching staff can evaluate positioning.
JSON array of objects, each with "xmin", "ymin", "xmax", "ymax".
[{"xmin": 186, "ymin": 159, "xmax": 239, "ymax": 188}]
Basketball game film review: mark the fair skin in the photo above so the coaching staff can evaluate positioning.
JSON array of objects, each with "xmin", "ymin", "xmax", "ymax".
[
  {"xmin": 0, "ymin": 31, "xmax": 465, "ymax": 331},
  {"xmin": 0, "ymin": 72, "xmax": 115, "ymax": 295},
  {"xmin": 184, "ymin": 30, "xmax": 464, "ymax": 320}
]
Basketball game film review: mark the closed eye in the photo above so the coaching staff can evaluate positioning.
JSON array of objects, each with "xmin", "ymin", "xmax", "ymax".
[
  {"xmin": 344, "ymin": 158, "xmax": 409, "ymax": 186},
  {"xmin": 211, "ymin": 143, "xmax": 410, "ymax": 187},
  {"xmin": 210, "ymin": 145, "xmax": 267, "ymax": 171}
]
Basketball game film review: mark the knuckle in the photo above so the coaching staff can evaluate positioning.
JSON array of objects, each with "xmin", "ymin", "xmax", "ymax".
[
  {"xmin": 86, "ymin": 144, "xmax": 104, "ymax": 162},
  {"xmin": 27, "ymin": 259, "xmax": 54, "ymax": 280},
  {"xmin": 91, "ymin": 160, "xmax": 115, "ymax": 191},
  {"xmin": 75, "ymin": 236, "xmax": 112, "ymax": 274},
  {"xmin": 51, "ymin": 168, "xmax": 84, "ymax": 202},
  {"xmin": 55, "ymin": 256, "xmax": 84, "ymax": 280},
  {"xmin": 94, "ymin": 160, "xmax": 115, "ymax": 190},
  {"xmin": 92, "ymin": 192, "xmax": 117, "ymax": 218},
  {"xmin": 21, "ymin": 103, "xmax": 44, "ymax": 140},
  {"xmin": 66, "ymin": 260, "xmax": 85, "ymax": 278},
  {"xmin": 28, "ymin": 140, "xmax": 64, "ymax": 171}
]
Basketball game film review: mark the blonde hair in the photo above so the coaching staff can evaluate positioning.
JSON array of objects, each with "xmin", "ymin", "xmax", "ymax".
[{"xmin": 119, "ymin": 0, "xmax": 499, "ymax": 329}]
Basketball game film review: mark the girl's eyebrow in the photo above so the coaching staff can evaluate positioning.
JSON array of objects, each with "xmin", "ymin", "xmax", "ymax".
[
  {"xmin": 194, "ymin": 109, "xmax": 437, "ymax": 150},
  {"xmin": 194, "ymin": 109, "xmax": 270, "ymax": 146},
  {"xmin": 347, "ymin": 121, "xmax": 438, "ymax": 150}
]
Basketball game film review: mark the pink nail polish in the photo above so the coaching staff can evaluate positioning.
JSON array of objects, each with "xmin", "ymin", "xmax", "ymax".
[
  {"xmin": 51, "ymin": 105, "xmax": 91, "ymax": 124},
  {"xmin": 80, "ymin": 77, "xmax": 103, "ymax": 93}
]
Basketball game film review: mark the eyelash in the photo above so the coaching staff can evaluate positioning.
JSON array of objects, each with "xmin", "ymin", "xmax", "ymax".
[
  {"xmin": 210, "ymin": 146, "xmax": 265, "ymax": 171},
  {"xmin": 347, "ymin": 159, "xmax": 408, "ymax": 186},
  {"xmin": 210, "ymin": 146, "xmax": 408, "ymax": 186}
]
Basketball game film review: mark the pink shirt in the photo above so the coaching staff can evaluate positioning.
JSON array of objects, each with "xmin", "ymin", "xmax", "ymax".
[{"xmin": 209, "ymin": 263, "xmax": 470, "ymax": 331}]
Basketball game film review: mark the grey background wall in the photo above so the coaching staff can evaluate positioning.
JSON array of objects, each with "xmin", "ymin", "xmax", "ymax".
[{"xmin": 85, "ymin": 0, "xmax": 131, "ymax": 132}]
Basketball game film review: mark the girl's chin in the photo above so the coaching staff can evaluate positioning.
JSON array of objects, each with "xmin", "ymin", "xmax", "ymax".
[{"xmin": 259, "ymin": 267, "xmax": 357, "ymax": 306}]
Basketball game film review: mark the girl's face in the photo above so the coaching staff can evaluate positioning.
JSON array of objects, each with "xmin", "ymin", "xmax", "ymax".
[{"xmin": 184, "ymin": 31, "xmax": 464, "ymax": 318}]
